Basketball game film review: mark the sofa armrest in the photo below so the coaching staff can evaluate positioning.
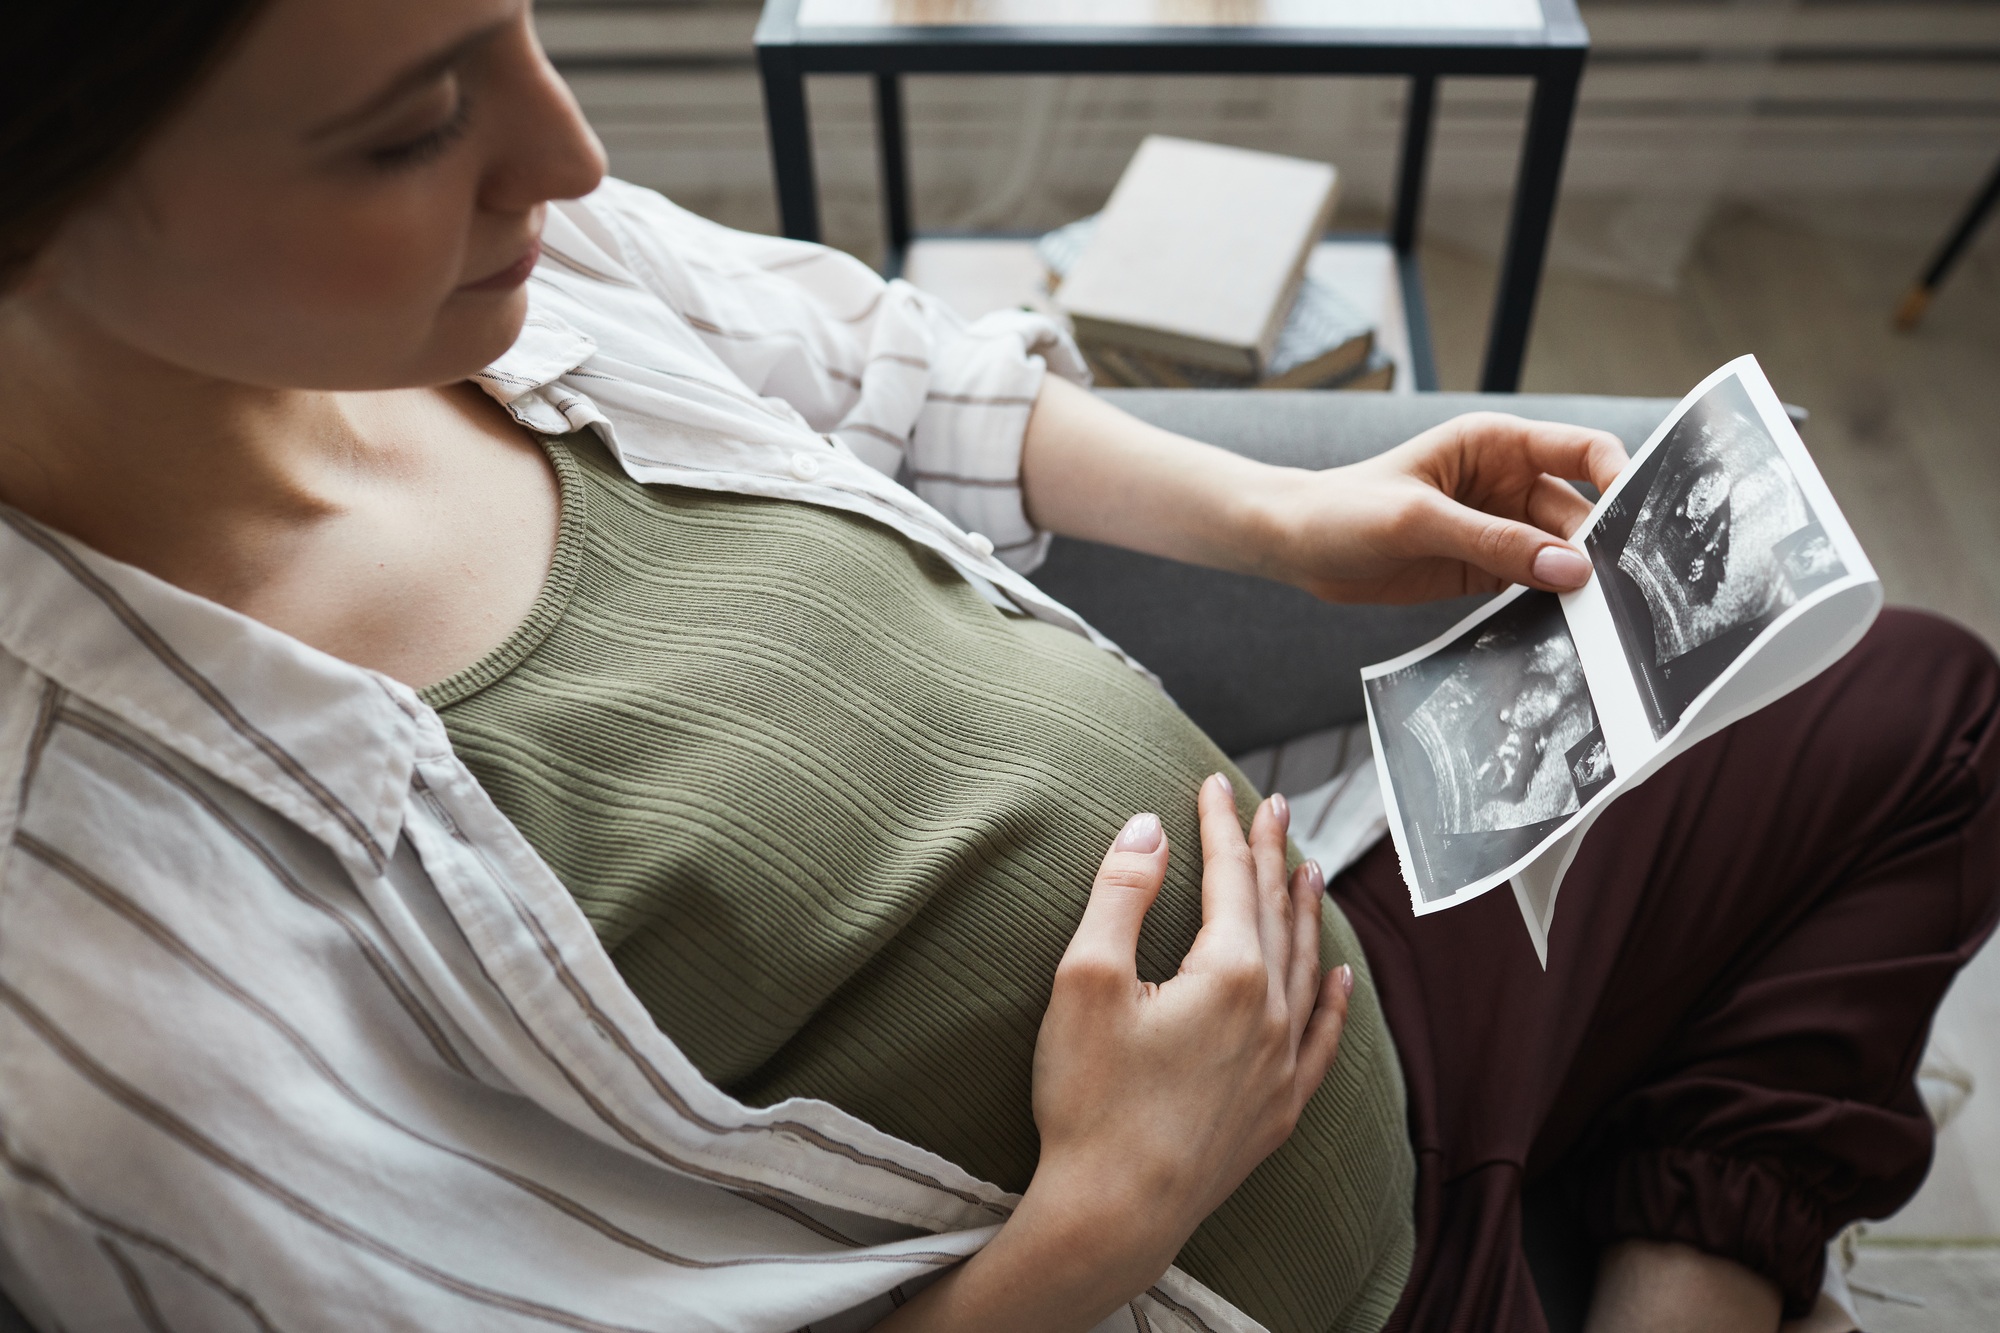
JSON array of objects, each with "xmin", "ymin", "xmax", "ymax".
[{"xmin": 1028, "ymin": 390, "xmax": 1676, "ymax": 755}]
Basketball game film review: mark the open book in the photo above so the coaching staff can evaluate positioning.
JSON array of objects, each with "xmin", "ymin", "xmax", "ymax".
[{"xmin": 1361, "ymin": 357, "xmax": 1882, "ymax": 966}]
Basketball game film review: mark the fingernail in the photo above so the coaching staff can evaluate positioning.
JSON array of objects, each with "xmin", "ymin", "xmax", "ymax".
[
  {"xmin": 1532, "ymin": 545, "xmax": 1591, "ymax": 589},
  {"xmin": 1306, "ymin": 859, "xmax": 1324, "ymax": 893},
  {"xmin": 1114, "ymin": 812, "xmax": 1162, "ymax": 853},
  {"xmin": 1211, "ymin": 771, "xmax": 1233, "ymax": 798},
  {"xmin": 1269, "ymin": 792, "xmax": 1289, "ymax": 829},
  {"xmin": 1340, "ymin": 964, "xmax": 1354, "ymax": 998}
]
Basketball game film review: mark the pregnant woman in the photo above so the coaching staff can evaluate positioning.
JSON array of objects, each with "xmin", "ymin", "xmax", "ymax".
[{"xmin": 1, "ymin": 3, "xmax": 1994, "ymax": 1332}]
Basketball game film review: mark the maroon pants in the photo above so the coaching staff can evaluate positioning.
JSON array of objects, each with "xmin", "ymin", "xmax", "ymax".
[{"xmin": 1332, "ymin": 609, "xmax": 2000, "ymax": 1331}]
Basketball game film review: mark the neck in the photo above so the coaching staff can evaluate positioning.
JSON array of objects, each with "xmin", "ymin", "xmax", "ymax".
[{"xmin": 0, "ymin": 289, "xmax": 424, "ymax": 602}]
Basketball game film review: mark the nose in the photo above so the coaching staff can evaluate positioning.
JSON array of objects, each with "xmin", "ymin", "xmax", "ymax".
[{"xmin": 479, "ymin": 20, "xmax": 608, "ymax": 215}]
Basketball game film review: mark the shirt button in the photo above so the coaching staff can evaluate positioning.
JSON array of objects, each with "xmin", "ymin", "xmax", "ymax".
[
  {"xmin": 967, "ymin": 532, "xmax": 995, "ymax": 557},
  {"xmin": 789, "ymin": 451, "xmax": 823, "ymax": 481}
]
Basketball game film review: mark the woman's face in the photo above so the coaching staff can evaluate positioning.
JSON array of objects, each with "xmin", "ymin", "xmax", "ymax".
[{"xmin": 26, "ymin": 0, "xmax": 607, "ymax": 390}]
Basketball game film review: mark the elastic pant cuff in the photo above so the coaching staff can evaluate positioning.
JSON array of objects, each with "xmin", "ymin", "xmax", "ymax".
[{"xmin": 1579, "ymin": 1146, "xmax": 1829, "ymax": 1318}]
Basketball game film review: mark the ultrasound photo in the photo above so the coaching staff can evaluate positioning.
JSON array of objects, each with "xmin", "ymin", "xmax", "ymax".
[
  {"xmin": 1587, "ymin": 374, "xmax": 1847, "ymax": 737},
  {"xmin": 1368, "ymin": 591, "xmax": 1614, "ymax": 903}
]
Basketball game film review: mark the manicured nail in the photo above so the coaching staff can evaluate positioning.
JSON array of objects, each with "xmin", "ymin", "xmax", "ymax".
[
  {"xmin": 1211, "ymin": 771, "xmax": 1233, "ymax": 798},
  {"xmin": 1306, "ymin": 859, "xmax": 1325, "ymax": 893},
  {"xmin": 1532, "ymin": 545, "xmax": 1592, "ymax": 589},
  {"xmin": 1114, "ymin": 812, "xmax": 1162, "ymax": 853},
  {"xmin": 1269, "ymin": 792, "xmax": 1289, "ymax": 829},
  {"xmin": 1339, "ymin": 964, "xmax": 1354, "ymax": 998}
]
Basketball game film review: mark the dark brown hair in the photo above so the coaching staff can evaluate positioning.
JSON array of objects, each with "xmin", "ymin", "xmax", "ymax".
[{"xmin": 1, "ymin": 1, "xmax": 270, "ymax": 286}]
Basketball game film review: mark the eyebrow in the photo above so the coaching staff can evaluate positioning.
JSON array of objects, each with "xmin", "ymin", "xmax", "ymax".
[{"xmin": 304, "ymin": 18, "xmax": 509, "ymax": 142}]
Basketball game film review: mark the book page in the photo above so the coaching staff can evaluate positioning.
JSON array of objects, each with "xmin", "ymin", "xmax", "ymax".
[{"xmin": 1363, "ymin": 357, "xmax": 1881, "ymax": 956}]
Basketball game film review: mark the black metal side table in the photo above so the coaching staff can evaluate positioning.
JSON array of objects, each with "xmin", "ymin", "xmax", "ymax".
[{"xmin": 754, "ymin": 0, "xmax": 1588, "ymax": 392}]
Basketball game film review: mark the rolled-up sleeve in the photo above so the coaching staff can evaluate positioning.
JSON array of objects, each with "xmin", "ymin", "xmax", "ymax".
[{"xmin": 585, "ymin": 178, "xmax": 1088, "ymax": 571}]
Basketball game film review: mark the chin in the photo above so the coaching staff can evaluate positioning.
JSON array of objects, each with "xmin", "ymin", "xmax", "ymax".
[{"xmin": 417, "ymin": 288, "xmax": 534, "ymax": 386}]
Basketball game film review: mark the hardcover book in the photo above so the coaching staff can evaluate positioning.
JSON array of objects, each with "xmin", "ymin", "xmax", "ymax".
[
  {"xmin": 1041, "ymin": 214, "xmax": 1378, "ymax": 389},
  {"xmin": 1052, "ymin": 137, "xmax": 1338, "ymax": 377}
]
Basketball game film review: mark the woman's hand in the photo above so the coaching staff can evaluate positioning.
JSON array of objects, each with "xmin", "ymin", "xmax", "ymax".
[
  {"xmin": 1259, "ymin": 412, "xmax": 1629, "ymax": 604},
  {"xmin": 1029, "ymin": 776, "xmax": 1349, "ymax": 1278},
  {"xmin": 1019, "ymin": 377, "xmax": 1628, "ymax": 606},
  {"xmin": 877, "ymin": 776, "xmax": 1349, "ymax": 1332}
]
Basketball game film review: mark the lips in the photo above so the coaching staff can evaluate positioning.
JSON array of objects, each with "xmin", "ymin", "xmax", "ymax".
[{"xmin": 461, "ymin": 240, "xmax": 541, "ymax": 292}]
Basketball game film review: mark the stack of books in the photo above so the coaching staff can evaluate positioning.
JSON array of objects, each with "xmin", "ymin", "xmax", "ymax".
[{"xmin": 1044, "ymin": 136, "xmax": 1392, "ymax": 392}]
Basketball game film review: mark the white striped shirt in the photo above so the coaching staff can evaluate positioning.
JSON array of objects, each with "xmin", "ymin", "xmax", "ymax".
[{"xmin": 0, "ymin": 180, "xmax": 1269, "ymax": 1331}]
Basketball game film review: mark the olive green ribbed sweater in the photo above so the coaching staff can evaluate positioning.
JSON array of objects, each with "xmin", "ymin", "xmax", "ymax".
[{"xmin": 424, "ymin": 434, "xmax": 1415, "ymax": 1333}]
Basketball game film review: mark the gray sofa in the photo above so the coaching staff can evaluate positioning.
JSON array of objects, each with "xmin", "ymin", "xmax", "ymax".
[
  {"xmin": 0, "ymin": 389, "xmax": 1676, "ymax": 1333},
  {"xmin": 1041, "ymin": 390, "xmax": 1675, "ymax": 757}
]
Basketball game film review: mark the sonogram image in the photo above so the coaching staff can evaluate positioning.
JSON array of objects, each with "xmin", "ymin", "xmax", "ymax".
[
  {"xmin": 1588, "ymin": 374, "xmax": 1846, "ymax": 736},
  {"xmin": 1368, "ymin": 591, "xmax": 1612, "ymax": 902}
]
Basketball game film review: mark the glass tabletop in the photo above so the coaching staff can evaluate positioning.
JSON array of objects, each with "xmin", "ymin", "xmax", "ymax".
[{"xmin": 794, "ymin": 0, "xmax": 1548, "ymax": 31}]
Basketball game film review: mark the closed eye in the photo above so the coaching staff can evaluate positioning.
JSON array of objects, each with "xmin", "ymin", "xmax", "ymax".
[{"xmin": 368, "ymin": 94, "xmax": 473, "ymax": 172}]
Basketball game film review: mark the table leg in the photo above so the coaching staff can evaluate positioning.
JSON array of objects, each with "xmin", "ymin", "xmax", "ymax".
[
  {"xmin": 757, "ymin": 47, "xmax": 821, "ymax": 242},
  {"xmin": 1896, "ymin": 151, "xmax": 2000, "ymax": 330},
  {"xmin": 1399, "ymin": 251, "xmax": 1440, "ymax": 391},
  {"xmin": 1393, "ymin": 73, "xmax": 1438, "ymax": 258},
  {"xmin": 875, "ymin": 73, "xmax": 913, "ymax": 276},
  {"xmin": 1481, "ymin": 59, "xmax": 1583, "ymax": 393}
]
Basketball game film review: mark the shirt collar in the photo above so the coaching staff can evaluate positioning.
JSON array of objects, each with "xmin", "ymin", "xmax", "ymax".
[
  {"xmin": 473, "ymin": 307, "xmax": 601, "ymax": 438},
  {"xmin": 0, "ymin": 505, "xmax": 418, "ymax": 880},
  {"xmin": 473, "ymin": 310, "xmax": 596, "ymax": 405}
]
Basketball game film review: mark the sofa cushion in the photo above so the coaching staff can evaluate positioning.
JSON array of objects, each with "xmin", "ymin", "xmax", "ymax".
[{"xmin": 1028, "ymin": 391, "xmax": 1676, "ymax": 754}]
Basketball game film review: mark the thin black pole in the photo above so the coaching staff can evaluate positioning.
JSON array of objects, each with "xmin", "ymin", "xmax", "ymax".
[
  {"xmin": 874, "ymin": 73, "xmax": 913, "ymax": 275},
  {"xmin": 1391, "ymin": 74, "xmax": 1438, "ymax": 257},
  {"xmin": 757, "ymin": 47, "xmax": 821, "ymax": 242},
  {"xmin": 1896, "ymin": 151, "xmax": 2000, "ymax": 329},
  {"xmin": 1480, "ymin": 58, "xmax": 1582, "ymax": 393}
]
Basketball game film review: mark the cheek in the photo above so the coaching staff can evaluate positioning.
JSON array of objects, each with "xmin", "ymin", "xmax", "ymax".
[
  {"xmin": 213, "ymin": 180, "xmax": 468, "ymax": 329},
  {"xmin": 68, "ymin": 163, "xmax": 505, "ymax": 388}
]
